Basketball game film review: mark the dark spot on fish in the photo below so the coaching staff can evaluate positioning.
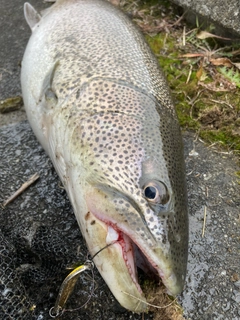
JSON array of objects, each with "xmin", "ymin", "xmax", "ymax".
[
  {"xmin": 85, "ymin": 212, "xmax": 90, "ymax": 220},
  {"xmin": 90, "ymin": 220, "xmax": 96, "ymax": 225}
]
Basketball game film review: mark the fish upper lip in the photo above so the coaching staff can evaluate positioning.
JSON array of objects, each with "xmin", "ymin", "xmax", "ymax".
[
  {"xmin": 107, "ymin": 226, "xmax": 142, "ymax": 293},
  {"xmin": 91, "ymin": 213, "xmax": 162, "ymax": 294}
]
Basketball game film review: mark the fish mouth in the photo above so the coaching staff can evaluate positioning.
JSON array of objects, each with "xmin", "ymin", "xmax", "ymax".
[
  {"xmin": 86, "ymin": 211, "xmax": 163, "ymax": 312},
  {"xmin": 104, "ymin": 223, "xmax": 160, "ymax": 291}
]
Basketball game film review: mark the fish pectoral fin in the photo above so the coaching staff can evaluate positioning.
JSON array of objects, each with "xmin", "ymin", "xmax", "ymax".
[
  {"xmin": 24, "ymin": 3, "xmax": 41, "ymax": 31},
  {"xmin": 39, "ymin": 61, "xmax": 59, "ymax": 110}
]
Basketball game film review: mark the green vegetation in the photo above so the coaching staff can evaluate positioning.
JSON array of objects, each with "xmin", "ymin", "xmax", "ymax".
[
  {"xmin": 146, "ymin": 31, "xmax": 240, "ymax": 152},
  {"xmin": 120, "ymin": 0, "xmax": 240, "ymax": 154}
]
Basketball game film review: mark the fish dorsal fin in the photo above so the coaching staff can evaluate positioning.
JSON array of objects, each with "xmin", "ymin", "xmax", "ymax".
[{"xmin": 24, "ymin": 3, "xmax": 41, "ymax": 31}]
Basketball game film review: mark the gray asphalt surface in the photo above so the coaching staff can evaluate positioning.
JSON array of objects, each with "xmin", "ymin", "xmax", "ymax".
[
  {"xmin": 181, "ymin": 134, "xmax": 240, "ymax": 320},
  {"xmin": 0, "ymin": 1, "xmax": 239, "ymax": 319}
]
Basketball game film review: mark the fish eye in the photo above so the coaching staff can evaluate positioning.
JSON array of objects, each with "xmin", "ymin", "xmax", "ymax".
[
  {"xmin": 143, "ymin": 181, "xmax": 169, "ymax": 205},
  {"xmin": 144, "ymin": 186, "xmax": 157, "ymax": 200}
]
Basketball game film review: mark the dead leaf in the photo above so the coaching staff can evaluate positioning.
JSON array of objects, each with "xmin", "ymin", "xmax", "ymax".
[
  {"xmin": 196, "ymin": 64, "xmax": 203, "ymax": 80},
  {"xmin": 233, "ymin": 62, "xmax": 240, "ymax": 70},
  {"xmin": 210, "ymin": 57, "xmax": 233, "ymax": 67},
  {"xmin": 196, "ymin": 31, "xmax": 232, "ymax": 41}
]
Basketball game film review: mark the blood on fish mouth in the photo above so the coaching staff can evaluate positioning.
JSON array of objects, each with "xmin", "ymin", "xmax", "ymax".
[
  {"xmin": 95, "ymin": 218, "xmax": 160, "ymax": 294},
  {"xmin": 106, "ymin": 225, "xmax": 142, "ymax": 292}
]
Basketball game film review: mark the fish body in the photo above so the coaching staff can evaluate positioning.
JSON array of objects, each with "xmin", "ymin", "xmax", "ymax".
[{"xmin": 21, "ymin": 0, "xmax": 188, "ymax": 312}]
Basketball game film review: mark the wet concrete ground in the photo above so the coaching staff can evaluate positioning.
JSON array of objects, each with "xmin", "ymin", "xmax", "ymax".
[{"xmin": 0, "ymin": 0, "xmax": 240, "ymax": 319}]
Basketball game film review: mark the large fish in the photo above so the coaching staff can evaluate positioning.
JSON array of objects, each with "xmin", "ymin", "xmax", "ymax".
[{"xmin": 21, "ymin": 0, "xmax": 188, "ymax": 313}]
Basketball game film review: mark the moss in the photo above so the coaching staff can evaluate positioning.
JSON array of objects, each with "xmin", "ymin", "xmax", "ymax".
[
  {"xmin": 200, "ymin": 129, "xmax": 240, "ymax": 151},
  {"xmin": 176, "ymin": 104, "xmax": 199, "ymax": 128},
  {"xmin": 146, "ymin": 34, "xmax": 166, "ymax": 53},
  {"xmin": 142, "ymin": 14, "xmax": 240, "ymax": 155}
]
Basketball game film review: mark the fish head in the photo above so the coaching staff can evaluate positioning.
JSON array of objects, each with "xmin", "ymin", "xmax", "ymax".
[{"xmin": 67, "ymin": 81, "xmax": 188, "ymax": 312}]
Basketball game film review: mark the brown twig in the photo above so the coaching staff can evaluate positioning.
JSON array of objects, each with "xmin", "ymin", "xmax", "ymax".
[
  {"xmin": 170, "ymin": 10, "xmax": 188, "ymax": 27},
  {"xmin": 209, "ymin": 99, "xmax": 233, "ymax": 109},
  {"xmin": 3, "ymin": 173, "xmax": 40, "ymax": 207}
]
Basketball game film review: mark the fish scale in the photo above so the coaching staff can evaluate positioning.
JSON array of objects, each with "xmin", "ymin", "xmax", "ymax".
[{"xmin": 21, "ymin": 0, "xmax": 188, "ymax": 313}]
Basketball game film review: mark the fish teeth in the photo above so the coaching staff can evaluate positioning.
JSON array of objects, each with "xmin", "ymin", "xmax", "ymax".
[{"xmin": 122, "ymin": 233, "xmax": 142, "ymax": 293}]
